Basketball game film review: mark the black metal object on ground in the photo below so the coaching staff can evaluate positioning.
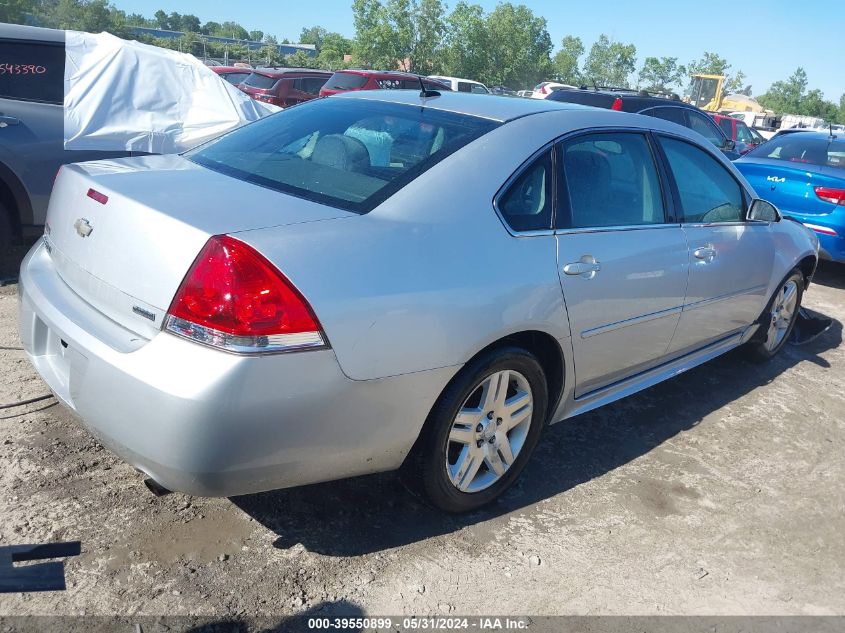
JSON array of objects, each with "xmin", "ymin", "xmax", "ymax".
[
  {"xmin": 790, "ymin": 308, "xmax": 833, "ymax": 345},
  {"xmin": 0, "ymin": 541, "xmax": 81, "ymax": 593}
]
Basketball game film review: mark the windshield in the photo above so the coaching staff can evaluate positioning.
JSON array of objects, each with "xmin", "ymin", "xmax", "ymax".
[
  {"xmin": 747, "ymin": 134, "xmax": 845, "ymax": 169},
  {"xmin": 187, "ymin": 98, "xmax": 498, "ymax": 213},
  {"xmin": 687, "ymin": 77, "xmax": 718, "ymax": 108},
  {"xmin": 323, "ymin": 72, "xmax": 369, "ymax": 90},
  {"xmin": 242, "ymin": 73, "xmax": 278, "ymax": 90}
]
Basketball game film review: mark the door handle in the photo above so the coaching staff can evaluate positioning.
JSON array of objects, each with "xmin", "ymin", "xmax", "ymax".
[
  {"xmin": 0, "ymin": 115, "xmax": 20, "ymax": 126},
  {"xmin": 563, "ymin": 256, "xmax": 601, "ymax": 279},
  {"xmin": 693, "ymin": 246, "xmax": 717, "ymax": 262}
]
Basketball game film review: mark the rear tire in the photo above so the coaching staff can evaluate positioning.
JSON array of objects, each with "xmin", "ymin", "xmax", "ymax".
[
  {"xmin": 746, "ymin": 269, "xmax": 803, "ymax": 362},
  {"xmin": 403, "ymin": 346, "xmax": 548, "ymax": 513}
]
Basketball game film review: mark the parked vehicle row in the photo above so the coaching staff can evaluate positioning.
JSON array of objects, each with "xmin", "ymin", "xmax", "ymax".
[{"xmin": 19, "ymin": 90, "xmax": 818, "ymax": 512}]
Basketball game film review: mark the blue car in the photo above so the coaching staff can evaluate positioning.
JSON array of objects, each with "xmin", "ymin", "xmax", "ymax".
[{"xmin": 735, "ymin": 131, "xmax": 845, "ymax": 262}]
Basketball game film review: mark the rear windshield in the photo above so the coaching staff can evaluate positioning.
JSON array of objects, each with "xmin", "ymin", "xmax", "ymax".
[
  {"xmin": 187, "ymin": 98, "xmax": 499, "ymax": 213},
  {"xmin": 323, "ymin": 72, "xmax": 369, "ymax": 90},
  {"xmin": 748, "ymin": 135, "xmax": 845, "ymax": 169},
  {"xmin": 243, "ymin": 73, "xmax": 277, "ymax": 89}
]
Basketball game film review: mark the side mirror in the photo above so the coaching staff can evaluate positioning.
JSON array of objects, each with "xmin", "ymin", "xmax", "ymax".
[
  {"xmin": 723, "ymin": 139, "xmax": 737, "ymax": 151},
  {"xmin": 748, "ymin": 199, "xmax": 780, "ymax": 222}
]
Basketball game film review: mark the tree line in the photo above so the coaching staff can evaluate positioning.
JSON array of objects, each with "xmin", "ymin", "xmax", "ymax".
[{"xmin": 1, "ymin": 0, "xmax": 843, "ymax": 122}]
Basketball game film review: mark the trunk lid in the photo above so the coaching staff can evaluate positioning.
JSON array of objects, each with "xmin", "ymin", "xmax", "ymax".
[
  {"xmin": 737, "ymin": 157, "xmax": 845, "ymax": 217},
  {"xmin": 44, "ymin": 154, "xmax": 350, "ymax": 338}
]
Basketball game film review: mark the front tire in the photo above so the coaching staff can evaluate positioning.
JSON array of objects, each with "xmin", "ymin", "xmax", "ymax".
[
  {"xmin": 747, "ymin": 269, "xmax": 803, "ymax": 361},
  {"xmin": 404, "ymin": 346, "xmax": 548, "ymax": 513}
]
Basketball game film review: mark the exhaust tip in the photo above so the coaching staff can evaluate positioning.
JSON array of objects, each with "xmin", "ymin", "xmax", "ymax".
[{"xmin": 143, "ymin": 477, "xmax": 172, "ymax": 497}]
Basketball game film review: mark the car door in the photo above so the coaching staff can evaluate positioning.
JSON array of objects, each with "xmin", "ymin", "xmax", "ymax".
[
  {"xmin": 656, "ymin": 134, "xmax": 775, "ymax": 355},
  {"xmin": 554, "ymin": 131, "xmax": 689, "ymax": 397}
]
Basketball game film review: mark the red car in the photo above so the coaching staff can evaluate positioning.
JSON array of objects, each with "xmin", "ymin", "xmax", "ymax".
[
  {"xmin": 711, "ymin": 113, "xmax": 763, "ymax": 155},
  {"xmin": 238, "ymin": 68, "xmax": 332, "ymax": 108},
  {"xmin": 210, "ymin": 66, "xmax": 253, "ymax": 86},
  {"xmin": 319, "ymin": 70, "xmax": 451, "ymax": 97}
]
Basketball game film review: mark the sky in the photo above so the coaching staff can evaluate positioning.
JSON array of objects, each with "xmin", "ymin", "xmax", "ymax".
[{"xmin": 113, "ymin": 0, "xmax": 842, "ymax": 100}]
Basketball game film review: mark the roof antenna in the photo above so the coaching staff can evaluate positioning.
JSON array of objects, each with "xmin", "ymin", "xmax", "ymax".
[{"xmin": 418, "ymin": 75, "xmax": 440, "ymax": 99}]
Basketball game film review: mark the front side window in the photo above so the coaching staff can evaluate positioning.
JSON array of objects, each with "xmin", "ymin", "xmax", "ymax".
[
  {"xmin": 188, "ymin": 98, "xmax": 498, "ymax": 213},
  {"xmin": 717, "ymin": 117, "xmax": 734, "ymax": 139},
  {"xmin": 457, "ymin": 82, "xmax": 472, "ymax": 93},
  {"xmin": 0, "ymin": 41, "xmax": 64, "ymax": 104},
  {"xmin": 559, "ymin": 133, "xmax": 665, "ymax": 229},
  {"xmin": 497, "ymin": 150, "xmax": 553, "ymax": 232},
  {"xmin": 688, "ymin": 110, "xmax": 726, "ymax": 147},
  {"xmin": 646, "ymin": 106, "xmax": 687, "ymax": 127},
  {"xmin": 470, "ymin": 84, "xmax": 489, "ymax": 94},
  {"xmin": 659, "ymin": 136, "xmax": 745, "ymax": 223}
]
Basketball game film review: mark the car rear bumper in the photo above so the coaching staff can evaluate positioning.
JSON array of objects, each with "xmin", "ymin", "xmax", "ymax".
[{"xmin": 18, "ymin": 241, "xmax": 456, "ymax": 496}]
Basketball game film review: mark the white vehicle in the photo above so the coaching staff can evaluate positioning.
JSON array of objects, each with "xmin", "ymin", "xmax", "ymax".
[
  {"xmin": 531, "ymin": 82, "xmax": 577, "ymax": 99},
  {"xmin": 428, "ymin": 75, "xmax": 489, "ymax": 94}
]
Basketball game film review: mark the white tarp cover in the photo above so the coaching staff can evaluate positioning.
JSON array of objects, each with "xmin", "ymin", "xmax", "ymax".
[{"xmin": 63, "ymin": 31, "xmax": 279, "ymax": 153}]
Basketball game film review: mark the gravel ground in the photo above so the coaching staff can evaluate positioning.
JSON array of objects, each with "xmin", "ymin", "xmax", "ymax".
[{"xmin": 1, "ymin": 262, "xmax": 844, "ymax": 619}]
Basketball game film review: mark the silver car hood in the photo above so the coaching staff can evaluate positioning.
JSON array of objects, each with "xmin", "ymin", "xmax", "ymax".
[{"xmin": 44, "ymin": 154, "xmax": 350, "ymax": 337}]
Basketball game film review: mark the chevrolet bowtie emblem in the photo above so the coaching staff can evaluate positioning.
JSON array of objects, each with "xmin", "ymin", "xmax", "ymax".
[{"xmin": 74, "ymin": 218, "xmax": 93, "ymax": 238}]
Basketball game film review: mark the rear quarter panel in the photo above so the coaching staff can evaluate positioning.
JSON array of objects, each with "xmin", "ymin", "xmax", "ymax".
[{"xmin": 235, "ymin": 111, "xmax": 579, "ymax": 381}]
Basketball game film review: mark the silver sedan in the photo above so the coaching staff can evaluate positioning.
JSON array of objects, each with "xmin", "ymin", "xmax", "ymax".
[{"xmin": 18, "ymin": 90, "xmax": 818, "ymax": 512}]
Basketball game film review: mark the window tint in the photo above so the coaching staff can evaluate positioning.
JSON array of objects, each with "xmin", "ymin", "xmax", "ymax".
[
  {"xmin": 747, "ymin": 134, "xmax": 845, "ymax": 169},
  {"xmin": 0, "ymin": 41, "xmax": 64, "ymax": 104},
  {"xmin": 735, "ymin": 121, "xmax": 753, "ymax": 143},
  {"xmin": 660, "ymin": 137, "xmax": 744, "ymax": 223},
  {"xmin": 457, "ymin": 82, "xmax": 472, "ymax": 92},
  {"xmin": 647, "ymin": 106, "xmax": 687, "ymax": 126},
  {"xmin": 243, "ymin": 73, "xmax": 277, "ymax": 89},
  {"xmin": 688, "ymin": 110, "xmax": 725, "ymax": 147},
  {"xmin": 323, "ymin": 72, "xmax": 368, "ymax": 90},
  {"xmin": 498, "ymin": 151, "xmax": 553, "ymax": 232},
  {"xmin": 470, "ymin": 84, "xmax": 488, "ymax": 94},
  {"xmin": 222, "ymin": 72, "xmax": 250, "ymax": 85},
  {"xmin": 717, "ymin": 117, "xmax": 734, "ymax": 138},
  {"xmin": 559, "ymin": 133, "xmax": 665, "ymax": 229},
  {"xmin": 188, "ymin": 98, "xmax": 497, "ymax": 213},
  {"xmin": 299, "ymin": 76, "xmax": 327, "ymax": 94}
]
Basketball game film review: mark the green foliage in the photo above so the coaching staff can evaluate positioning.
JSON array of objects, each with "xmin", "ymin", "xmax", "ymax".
[
  {"xmin": 317, "ymin": 32, "xmax": 354, "ymax": 70},
  {"xmin": 637, "ymin": 56, "xmax": 685, "ymax": 92},
  {"xmin": 299, "ymin": 25, "xmax": 328, "ymax": 48},
  {"xmin": 758, "ymin": 67, "xmax": 839, "ymax": 120},
  {"xmin": 686, "ymin": 51, "xmax": 747, "ymax": 95},
  {"xmin": 484, "ymin": 3, "xmax": 552, "ymax": 88},
  {"xmin": 583, "ymin": 34, "xmax": 636, "ymax": 88},
  {"xmin": 286, "ymin": 50, "xmax": 317, "ymax": 68},
  {"xmin": 553, "ymin": 36, "xmax": 583, "ymax": 86},
  {"xmin": 441, "ymin": 2, "xmax": 488, "ymax": 82}
]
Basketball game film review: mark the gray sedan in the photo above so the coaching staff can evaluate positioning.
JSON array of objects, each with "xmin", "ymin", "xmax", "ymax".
[{"xmin": 18, "ymin": 91, "xmax": 818, "ymax": 512}]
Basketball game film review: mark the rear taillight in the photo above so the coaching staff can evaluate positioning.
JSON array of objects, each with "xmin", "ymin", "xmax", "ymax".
[
  {"xmin": 611, "ymin": 97, "xmax": 623, "ymax": 111},
  {"xmin": 164, "ymin": 235, "xmax": 326, "ymax": 353},
  {"xmin": 814, "ymin": 186, "xmax": 845, "ymax": 206}
]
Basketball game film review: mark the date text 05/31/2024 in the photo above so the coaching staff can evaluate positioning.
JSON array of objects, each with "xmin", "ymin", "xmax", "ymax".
[{"xmin": 307, "ymin": 617, "xmax": 531, "ymax": 630}]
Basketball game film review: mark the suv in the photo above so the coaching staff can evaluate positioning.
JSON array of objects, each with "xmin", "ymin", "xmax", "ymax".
[
  {"xmin": 427, "ymin": 75, "xmax": 489, "ymax": 94},
  {"xmin": 0, "ymin": 24, "xmax": 133, "ymax": 255},
  {"xmin": 711, "ymin": 113, "xmax": 762, "ymax": 155},
  {"xmin": 547, "ymin": 88, "xmax": 740, "ymax": 159},
  {"xmin": 239, "ymin": 68, "xmax": 332, "ymax": 107},
  {"xmin": 210, "ymin": 65, "xmax": 253, "ymax": 86},
  {"xmin": 319, "ymin": 70, "xmax": 450, "ymax": 97}
]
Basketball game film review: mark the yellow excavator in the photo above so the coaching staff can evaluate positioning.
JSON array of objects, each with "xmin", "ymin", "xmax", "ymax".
[{"xmin": 686, "ymin": 74, "xmax": 764, "ymax": 113}]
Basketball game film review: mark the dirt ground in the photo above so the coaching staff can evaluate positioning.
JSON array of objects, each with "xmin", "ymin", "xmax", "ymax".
[{"xmin": 1, "ymin": 261, "xmax": 844, "ymax": 620}]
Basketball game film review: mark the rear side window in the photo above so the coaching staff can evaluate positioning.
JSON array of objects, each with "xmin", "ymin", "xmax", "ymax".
[
  {"xmin": 457, "ymin": 82, "xmax": 472, "ymax": 92},
  {"xmin": 0, "ymin": 40, "xmax": 64, "ymax": 104},
  {"xmin": 497, "ymin": 150, "xmax": 553, "ymax": 232},
  {"xmin": 243, "ymin": 73, "xmax": 277, "ymax": 90},
  {"xmin": 646, "ymin": 106, "xmax": 687, "ymax": 126},
  {"xmin": 298, "ymin": 76, "xmax": 327, "ymax": 94},
  {"xmin": 187, "ymin": 98, "xmax": 497, "ymax": 213},
  {"xmin": 222, "ymin": 72, "xmax": 250, "ymax": 85},
  {"xmin": 659, "ymin": 136, "xmax": 745, "ymax": 223},
  {"xmin": 323, "ymin": 72, "xmax": 368, "ymax": 90},
  {"xmin": 559, "ymin": 133, "xmax": 665, "ymax": 229}
]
